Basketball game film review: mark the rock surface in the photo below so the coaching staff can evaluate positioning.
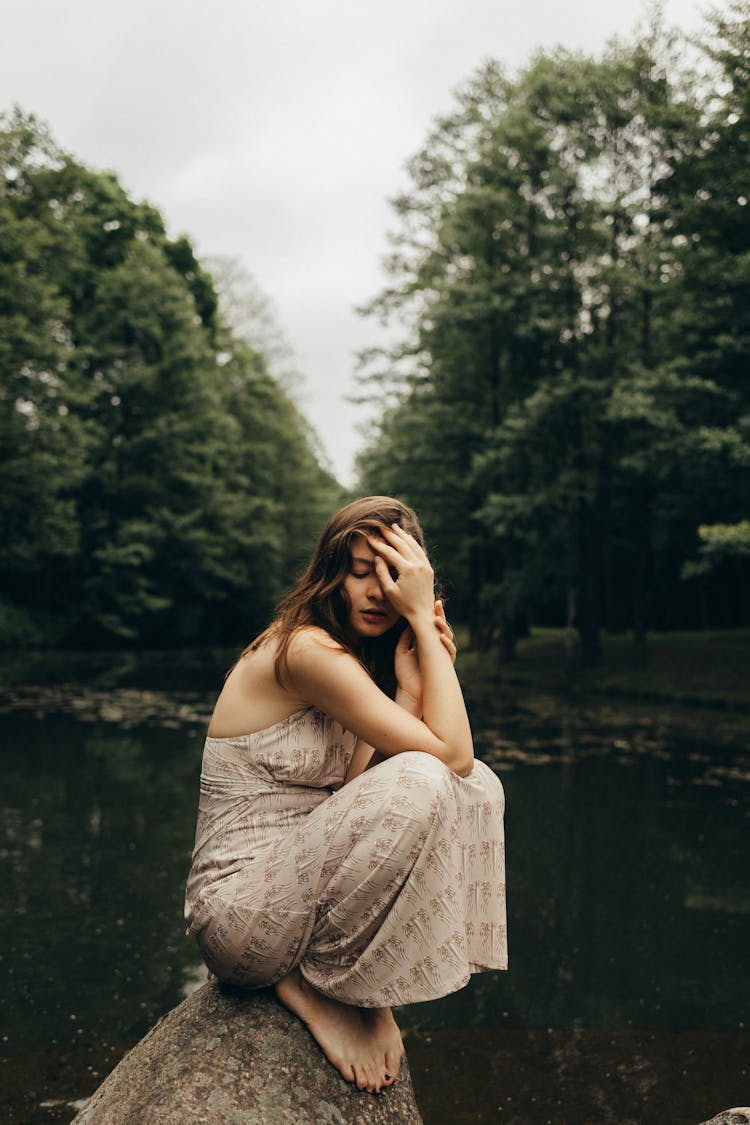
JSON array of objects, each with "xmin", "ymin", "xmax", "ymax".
[
  {"xmin": 72, "ymin": 982, "xmax": 423, "ymax": 1124},
  {"xmin": 700, "ymin": 1113, "xmax": 750, "ymax": 1125}
]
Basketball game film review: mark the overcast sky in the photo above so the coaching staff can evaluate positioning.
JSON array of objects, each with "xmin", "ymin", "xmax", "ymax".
[{"xmin": 3, "ymin": 0, "xmax": 707, "ymax": 482}]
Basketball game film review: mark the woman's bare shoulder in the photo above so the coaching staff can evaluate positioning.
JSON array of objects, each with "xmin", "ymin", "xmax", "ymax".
[
  {"xmin": 286, "ymin": 625, "xmax": 347, "ymax": 659},
  {"xmin": 208, "ymin": 635, "xmax": 305, "ymax": 736}
]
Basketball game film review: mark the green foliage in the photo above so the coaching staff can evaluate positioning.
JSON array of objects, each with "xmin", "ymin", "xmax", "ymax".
[
  {"xmin": 357, "ymin": 6, "xmax": 750, "ymax": 660},
  {"xmin": 683, "ymin": 520, "xmax": 750, "ymax": 577},
  {"xmin": 0, "ymin": 108, "xmax": 340, "ymax": 647}
]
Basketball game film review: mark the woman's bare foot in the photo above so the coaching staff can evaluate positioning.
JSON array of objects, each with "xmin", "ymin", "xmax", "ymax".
[{"xmin": 274, "ymin": 969, "xmax": 404, "ymax": 1094}]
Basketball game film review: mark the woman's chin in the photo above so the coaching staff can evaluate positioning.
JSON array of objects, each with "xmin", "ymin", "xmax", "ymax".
[{"xmin": 353, "ymin": 613, "xmax": 395, "ymax": 637}]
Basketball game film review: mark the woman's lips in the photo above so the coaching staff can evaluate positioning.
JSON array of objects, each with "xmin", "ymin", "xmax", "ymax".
[{"xmin": 361, "ymin": 609, "xmax": 385, "ymax": 620}]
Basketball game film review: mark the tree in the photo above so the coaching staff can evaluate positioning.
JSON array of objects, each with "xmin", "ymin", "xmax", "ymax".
[
  {"xmin": 204, "ymin": 255, "xmax": 301, "ymax": 393},
  {"xmin": 0, "ymin": 109, "xmax": 342, "ymax": 646},
  {"xmin": 0, "ymin": 111, "xmax": 89, "ymax": 640},
  {"xmin": 358, "ymin": 8, "xmax": 750, "ymax": 664},
  {"xmin": 662, "ymin": 0, "xmax": 750, "ymax": 626}
]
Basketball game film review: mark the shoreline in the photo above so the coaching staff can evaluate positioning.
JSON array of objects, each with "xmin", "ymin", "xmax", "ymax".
[{"xmin": 457, "ymin": 627, "xmax": 750, "ymax": 716}]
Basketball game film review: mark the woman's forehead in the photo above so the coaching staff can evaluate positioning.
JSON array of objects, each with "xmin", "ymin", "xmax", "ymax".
[{"xmin": 349, "ymin": 532, "xmax": 378, "ymax": 561}]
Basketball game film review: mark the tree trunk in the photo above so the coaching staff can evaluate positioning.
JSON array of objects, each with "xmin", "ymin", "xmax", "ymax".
[
  {"xmin": 500, "ymin": 610, "xmax": 516, "ymax": 661},
  {"xmin": 631, "ymin": 488, "xmax": 652, "ymax": 667},
  {"xmin": 564, "ymin": 585, "xmax": 579, "ymax": 679},
  {"xmin": 576, "ymin": 506, "xmax": 602, "ymax": 668},
  {"xmin": 578, "ymin": 594, "xmax": 602, "ymax": 667}
]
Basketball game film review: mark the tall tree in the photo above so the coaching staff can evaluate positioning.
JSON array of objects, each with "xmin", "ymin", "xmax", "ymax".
[
  {"xmin": 358, "ymin": 10, "xmax": 749, "ymax": 662},
  {"xmin": 0, "ymin": 109, "xmax": 341, "ymax": 646},
  {"xmin": 0, "ymin": 112, "xmax": 89, "ymax": 640},
  {"xmin": 662, "ymin": 0, "xmax": 750, "ymax": 623}
]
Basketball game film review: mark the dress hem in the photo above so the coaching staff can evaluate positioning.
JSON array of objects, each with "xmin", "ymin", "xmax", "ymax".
[{"xmin": 299, "ymin": 958, "xmax": 509, "ymax": 1009}]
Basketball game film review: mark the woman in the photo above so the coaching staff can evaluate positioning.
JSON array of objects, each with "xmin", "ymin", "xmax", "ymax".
[{"xmin": 185, "ymin": 496, "xmax": 507, "ymax": 1094}]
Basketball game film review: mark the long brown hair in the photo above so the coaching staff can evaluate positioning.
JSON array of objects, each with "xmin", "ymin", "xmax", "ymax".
[{"xmin": 243, "ymin": 496, "xmax": 428, "ymax": 695}]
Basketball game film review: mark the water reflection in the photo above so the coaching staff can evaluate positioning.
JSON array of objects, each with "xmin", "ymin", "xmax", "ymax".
[
  {"xmin": 0, "ymin": 659, "xmax": 748, "ymax": 1122},
  {"xmin": 401, "ymin": 746, "xmax": 748, "ymax": 1034},
  {"xmin": 1, "ymin": 712, "xmax": 204, "ymax": 1053},
  {"xmin": 404, "ymin": 1026, "xmax": 750, "ymax": 1125}
]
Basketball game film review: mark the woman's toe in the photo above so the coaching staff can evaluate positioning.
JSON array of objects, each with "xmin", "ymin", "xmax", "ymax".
[{"xmin": 385, "ymin": 1047, "xmax": 402, "ymax": 1080}]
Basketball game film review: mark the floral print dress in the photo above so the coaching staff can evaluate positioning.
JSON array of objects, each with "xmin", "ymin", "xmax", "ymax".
[{"xmin": 185, "ymin": 706, "xmax": 507, "ymax": 1007}]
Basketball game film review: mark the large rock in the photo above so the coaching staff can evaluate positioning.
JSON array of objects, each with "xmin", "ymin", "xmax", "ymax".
[
  {"xmin": 72, "ymin": 982, "xmax": 423, "ymax": 1124},
  {"xmin": 700, "ymin": 1113, "xmax": 750, "ymax": 1125}
]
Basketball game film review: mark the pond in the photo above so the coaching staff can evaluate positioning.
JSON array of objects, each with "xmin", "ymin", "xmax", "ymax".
[{"xmin": 0, "ymin": 651, "xmax": 748, "ymax": 1124}]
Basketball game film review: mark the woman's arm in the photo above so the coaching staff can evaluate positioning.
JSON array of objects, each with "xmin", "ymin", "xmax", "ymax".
[
  {"xmin": 286, "ymin": 529, "xmax": 474, "ymax": 776},
  {"xmin": 343, "ymin": 739, "xmax": 378, "ymax": 784},
  {"xmin": 370, "ymin": 524, "xmax": 474, "ymax": 773},
  {"xmin": 288, "ymin": 632, "xmax": 471, "ymax": 776},
  {"xmin": 343, "ymin": 676, "xmax": 426, "ymax": 785},
  {"xmin": 393, "ymin": 601, "xmax": 456, "ymax": 716}
]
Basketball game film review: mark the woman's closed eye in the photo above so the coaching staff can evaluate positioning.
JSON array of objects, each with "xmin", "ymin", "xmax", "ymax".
[{"xmin": 352, "ymin": 565, "xmax": 397, "ymax": 582}]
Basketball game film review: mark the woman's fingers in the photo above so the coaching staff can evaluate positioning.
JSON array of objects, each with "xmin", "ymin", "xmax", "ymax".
[
  {"xmin": 433, "ymin": 601, "xmax": 456, "ymax": 662},
  {"xmin": 436, "ymin": 614, "xmax": 456, "ymax": 647},
  {"xmin": 371, "ymin": 553, "xmax": 399, "ymax": 592},
  {"xmin": 384, "ymin": 523, "xmax": 425, "ymax": 561},
  {"xmin": 368, "ymin": 524, "xmax": 428, "ymax": 572},
  {"xmin": 434, "ymin": 601, "xmax": 455, "ymax": 639},
  {"xmin": 396, "ymin": 625, "xmax": 415, "ymax": 653},
  {"xmin": 378, "ymin": 527, "xmax": 433, "ymax": 578},
  {"xmin": 375, "ymin": 523, "xmax": 425, "ymax": 566},
  {"xmin": 435, "ymin": 600, "xmax": 451, "ymax": 629},
  {"xmin": 368, "ymin": 525, "xmax": 435, "ymax": 618},
  {"xmin": 366, "ymin": 534, "xmax": 403, "ymax": 568}
]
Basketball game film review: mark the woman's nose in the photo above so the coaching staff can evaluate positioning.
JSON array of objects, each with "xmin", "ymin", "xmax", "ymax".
[{"xmin": 366, "ymin": 576, "xmax": 385, "ymax": 600}]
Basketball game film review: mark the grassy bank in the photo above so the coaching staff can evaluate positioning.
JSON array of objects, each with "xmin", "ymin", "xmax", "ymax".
[{"xmin": 457, "ymin": 628, "xmax": 750, "ymax": 711}]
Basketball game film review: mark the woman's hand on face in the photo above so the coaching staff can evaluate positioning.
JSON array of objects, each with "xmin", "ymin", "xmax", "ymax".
[
  {"xmin": 394, "ymin": 600, "xmax": 457, "ymax": 709},
  {"xmin": 367, "ymin": 524, "xmax": 435, "ymax": 624}
]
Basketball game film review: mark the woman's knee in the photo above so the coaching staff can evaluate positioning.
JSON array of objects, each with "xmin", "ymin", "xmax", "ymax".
[{"xmin": 382, "ymin": 750, "xmax": 452, "ymax": 803}]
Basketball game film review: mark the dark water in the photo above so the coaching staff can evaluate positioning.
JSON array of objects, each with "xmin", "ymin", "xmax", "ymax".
[{"xmin": 0, "ymin": 651, "xmax": 748, "ymax": 1124}]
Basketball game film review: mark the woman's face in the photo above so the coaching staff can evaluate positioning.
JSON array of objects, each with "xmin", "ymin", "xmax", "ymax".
[{"xmin": 340, "ymin": 534, "xmax": 401, "ymax": 638}]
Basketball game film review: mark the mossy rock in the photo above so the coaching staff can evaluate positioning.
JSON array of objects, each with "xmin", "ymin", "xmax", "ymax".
[
  {"xmin": 73, "ymin": 982, "xmax": 423, "ymax": 1124},
  {"xmin": 700, "ymin": 1113, "xmax": 750, "ymax": 1125}
]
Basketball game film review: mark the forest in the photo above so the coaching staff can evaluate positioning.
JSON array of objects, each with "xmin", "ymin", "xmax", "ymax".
[
  {"xmin": 0, "ymin": 111, "xmax": 342, "ymax": 647},
  {"xmin": 1, "ymin": 3, "xmax": 749, "ymax": 659},
  {"xmin": 357, "ymin": 3, "xmax": 750, "ymax": 662}
]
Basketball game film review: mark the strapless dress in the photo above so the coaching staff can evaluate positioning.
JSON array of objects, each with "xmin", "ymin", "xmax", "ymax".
[{"xmin": 185, "ymin": 706, "xmax": 507, "ymax": 1007}]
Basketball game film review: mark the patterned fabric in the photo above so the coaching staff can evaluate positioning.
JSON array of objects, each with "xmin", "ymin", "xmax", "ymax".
[{"xmin": 185, "ymin": 706, "xmax": 507, "ymax": 1007}]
